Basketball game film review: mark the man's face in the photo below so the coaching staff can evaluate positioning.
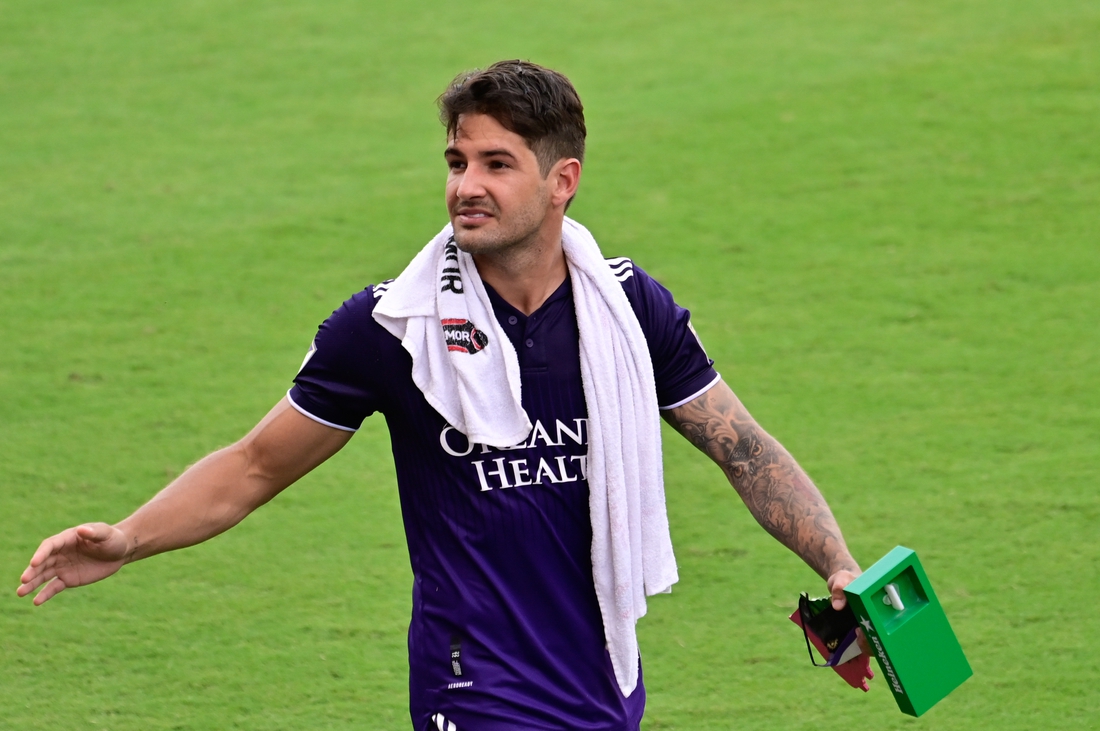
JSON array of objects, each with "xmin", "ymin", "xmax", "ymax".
[{"xmin": 445, "ymin": 113, "xmax": 552, "ymax": 255}]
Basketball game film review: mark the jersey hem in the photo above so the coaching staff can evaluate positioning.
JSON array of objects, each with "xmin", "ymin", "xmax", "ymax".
[
  {"xmin": 658, "ymin": 373, "xmax": 721, "ymax": 411},
  {"xmin": 286, "ymin": 390, "xmax": 358, "ymax": 432}
]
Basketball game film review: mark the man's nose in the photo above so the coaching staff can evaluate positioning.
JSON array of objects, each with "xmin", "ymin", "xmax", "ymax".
[{"xmin": 455, "ymin": 164, "xmax": 488, "ymax": 201}]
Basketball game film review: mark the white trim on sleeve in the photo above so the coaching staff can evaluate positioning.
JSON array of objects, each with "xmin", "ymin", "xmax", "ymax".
[
  {"xmin": 658, "ymin": 373, "xmax": 722, "ymax": 411},
  {"xmin": 286, "ymin": 390, "xmax": 358, "ymax": 432}
]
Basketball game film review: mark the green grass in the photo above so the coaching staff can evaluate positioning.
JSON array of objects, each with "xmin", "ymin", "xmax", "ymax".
[{"xmin": 2, "ymin": 0, "xmax": 1098, "ymax": 728}]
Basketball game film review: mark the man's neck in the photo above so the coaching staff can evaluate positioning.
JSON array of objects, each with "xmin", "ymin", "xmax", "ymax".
[{"xmin": 472, "ymin": 233, "xmax": 568, "ymax": 316}]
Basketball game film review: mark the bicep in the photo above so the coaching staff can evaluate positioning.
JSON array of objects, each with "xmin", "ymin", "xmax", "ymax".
[
  {"xmin": 621, "ymin": 263, "xmax": 719, "ymax": 408},
  {"xmin": 238, "ymin": 397, "xmax": 354, "ymax": 501},
  {"xmin": 662, "ymin": 379, "xmax": 763, "ymax": 473}
]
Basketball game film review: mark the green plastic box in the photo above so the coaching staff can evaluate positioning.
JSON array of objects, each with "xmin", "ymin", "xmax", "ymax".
[{"xmin": 844, "ymin": 546, "xmax": 972, "ymax": 716}]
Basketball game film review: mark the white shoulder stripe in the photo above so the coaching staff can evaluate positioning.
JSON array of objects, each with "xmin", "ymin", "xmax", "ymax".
[
  {"xmin": 658, "ymin": 373, "xmax": 722, "ymax": 410},
  {"xmin": 606, "ymin": 257, "xmax": 634, "ymax": 282},
  {"xmin": 372, "ymin": 279, "xmax": 396, "ymax": 298},
  {"xmin": 286, "ymin": 391, "xmax": 358, "ymax": 432}
]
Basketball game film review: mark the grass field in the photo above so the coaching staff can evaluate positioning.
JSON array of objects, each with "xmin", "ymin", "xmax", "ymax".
[{"xmin": 2, "ymin": 0, "xmax": 1098, "ymax": 728}]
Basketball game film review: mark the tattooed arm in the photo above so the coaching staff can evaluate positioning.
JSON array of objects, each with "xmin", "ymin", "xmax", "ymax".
[{"xmin": 664, "ymin": 379, "xmax": 860, "ymax": 605}]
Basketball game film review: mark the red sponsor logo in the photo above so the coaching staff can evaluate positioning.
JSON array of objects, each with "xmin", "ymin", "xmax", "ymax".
[{"xmin": 441, "ymin": 319, "xmax": 489, "ymax": 354}]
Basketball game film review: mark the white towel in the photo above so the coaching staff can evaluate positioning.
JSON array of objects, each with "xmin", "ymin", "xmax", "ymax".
[
  {"xmin": 372, "ymin": 228, "xmax": 531, "ymax": 447},
  {"xmin": 373, "ymin": 217, "xmax": 677, "ymax": 697}
]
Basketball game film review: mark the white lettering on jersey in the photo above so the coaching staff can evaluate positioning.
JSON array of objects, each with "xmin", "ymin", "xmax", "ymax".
[
  {"xmin": 510, "ymin": 460, "xmax": 533, "ymax": 487},
  {"xmin": 439, "ymin": 426, "xmax": 475, "ymax": 457},
  {"xmin": 526, "ymin": 419, "xmax": 559, "ymax": 447},
  {"xmin": 555, "ymin": 418, "xmax": 587, "ymax": 446},
  {"xmin": 451, "ymin": 419, "xmax": 589, "ymax": 492},
  {"xmin": 534, "ymin": 458, "xmax": 561, "ymax": 484},
  {"xmin": 472, "ymin": 458, "xmax": 512, "ymax": 491}
]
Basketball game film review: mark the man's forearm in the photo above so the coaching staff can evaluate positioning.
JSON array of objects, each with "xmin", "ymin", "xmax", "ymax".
[
  {"xmin": 115, "ymin": 443, "xmax": 266, "ymax": 563},
  {"xmin": 664, "ymin": 382, "xmax": 858, "ymax": 580},
  {"xmin": 17, "ymin": 399, "xmax": 351, "ymax": 607},
  {"xmin": 115, "ymin": 398, "xmax": 351, "ymax": 563}
]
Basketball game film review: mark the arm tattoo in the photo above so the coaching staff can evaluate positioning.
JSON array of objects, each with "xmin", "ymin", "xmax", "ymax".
[{"xmin": 663, "ymin": 382, "xmax": 858, "ymax": 580}]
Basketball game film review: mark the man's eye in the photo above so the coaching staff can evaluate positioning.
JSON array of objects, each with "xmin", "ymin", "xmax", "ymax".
[
  {"xmin": 448, "ymin": 160, "xmax": 465, "ymax": 170},
  {"xmin": 489, "ymin": 160, "xmax": 509, "ymax": 169}
]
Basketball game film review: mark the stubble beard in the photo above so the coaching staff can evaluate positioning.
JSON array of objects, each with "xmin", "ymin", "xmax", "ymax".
[{"xmin": 451, "ymin": 192, "xmax": 549, "ymax": 259}]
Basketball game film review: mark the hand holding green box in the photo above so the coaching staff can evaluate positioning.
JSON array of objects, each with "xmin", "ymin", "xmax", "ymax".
[{"xmin": 843, "ymin": 546, "xmax": 972, "ymax": 717}]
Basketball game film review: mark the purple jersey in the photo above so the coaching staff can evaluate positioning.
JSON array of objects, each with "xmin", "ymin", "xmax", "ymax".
[{"xmin": 289, "ymin": 259, "xmax": 718, "ymax": 731}]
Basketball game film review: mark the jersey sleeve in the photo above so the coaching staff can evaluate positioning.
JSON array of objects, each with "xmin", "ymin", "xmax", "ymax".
[
  {"xmin": 287, "ymin": 286, "xmax": 391, "ymax": 431},
  {"xmin": 616, "ymin": 259, "xmax": 721, "ymax": 409}
]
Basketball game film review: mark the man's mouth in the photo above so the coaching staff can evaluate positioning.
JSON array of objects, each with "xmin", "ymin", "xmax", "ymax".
[{"xmin": 455, "ymin": 208, "xmax": 494, "ymax": 225}]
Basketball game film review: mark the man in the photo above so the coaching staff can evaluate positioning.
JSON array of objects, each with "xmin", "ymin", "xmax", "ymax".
[{"xmin": 19, "ymin": 61, "xmax": 864, "ymax": 730}]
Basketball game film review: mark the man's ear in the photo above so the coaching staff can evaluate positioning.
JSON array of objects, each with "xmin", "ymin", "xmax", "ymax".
[{"xmin": 549, "ymin": 158, "xmax": 582, "ymax": 208}]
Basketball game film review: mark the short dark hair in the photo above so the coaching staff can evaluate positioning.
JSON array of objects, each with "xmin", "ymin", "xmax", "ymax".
[{"xmin": 438, "ymin": 60, "xmax": 586, "ymax": 177}]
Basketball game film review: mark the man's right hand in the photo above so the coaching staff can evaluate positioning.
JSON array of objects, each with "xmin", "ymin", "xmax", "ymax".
[{"xmin": 17, "ymin": 522, "xmax": 130, "ymax": 605}]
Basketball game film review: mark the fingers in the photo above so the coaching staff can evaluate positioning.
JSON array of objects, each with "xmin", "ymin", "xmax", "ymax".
[
  {"xmin": 18, "ymin": 542, "xmax": 67, "ymax": 597},
  {"xmin": 74, "ymin": 522, "xmax": 116, "ymax": 547},
  {"xmin": 16, "ymin": 562, "xmax": 64, "ymax": 605},
  {"xmin": 76, "ymin": 523, "xmax": 102, "ymax": 540},
  {"xmin": 18, "ymin": 523, "xmax": 116, "ymax": 602},
  {"xmin": 856, "ymin": 628, "xmax": 873, "ymax": 659},
  {"xmin": 25, "ymin": 523, "xmax": 115, "ymax": 571},
  {"xmin": 830, "ymin": 578, "xmax": 849, "ymax": 610},
  {"xmin": 33, "ymin": 577, "xmax": 67, "ymax": 605},
  {"xmin": 827, "ymin": 569, "xmax": 859, "ymax": 611},
  {"xmin": 16, "ymin": 565, "xmax": 57, "ymax": 597},
  {"xmin": 26, "ymin": 529, "xmax": 80, "ymax": 571},
  {"xmin": 20, "ymin": 559, "xmax": 44, "ymax": 587},
  {"xmin": 828, "ymin": 574, "xmax": 847, "ymax": 610}
]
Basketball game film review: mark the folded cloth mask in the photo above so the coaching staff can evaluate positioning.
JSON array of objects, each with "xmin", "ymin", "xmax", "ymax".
[{"xmin": 789, "ymin": 593, "xmax": 874, "ymax": 691}]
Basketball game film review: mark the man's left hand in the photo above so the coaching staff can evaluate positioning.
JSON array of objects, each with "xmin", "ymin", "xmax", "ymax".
[
  {"xmin": 827, "ymin": 569, "xmax": 873, "ymax": 660},
  {"xmin": 827, "ymin": 569, "xmax": 860, "ymax": 611}
]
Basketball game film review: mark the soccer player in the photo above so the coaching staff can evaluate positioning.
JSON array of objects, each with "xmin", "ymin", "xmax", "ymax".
[{"xmin": 18, "ymin": 60, "xmax": 865, "ymax": 730}]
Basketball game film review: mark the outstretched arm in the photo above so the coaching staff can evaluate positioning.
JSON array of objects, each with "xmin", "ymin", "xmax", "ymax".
[
  {"xmin": 663, "ymin": 379, "xmax": 860, "ymax": 606},
  {"xmin": 18, "ymin": 397, "xmax": 352, "ymax": 605}
]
